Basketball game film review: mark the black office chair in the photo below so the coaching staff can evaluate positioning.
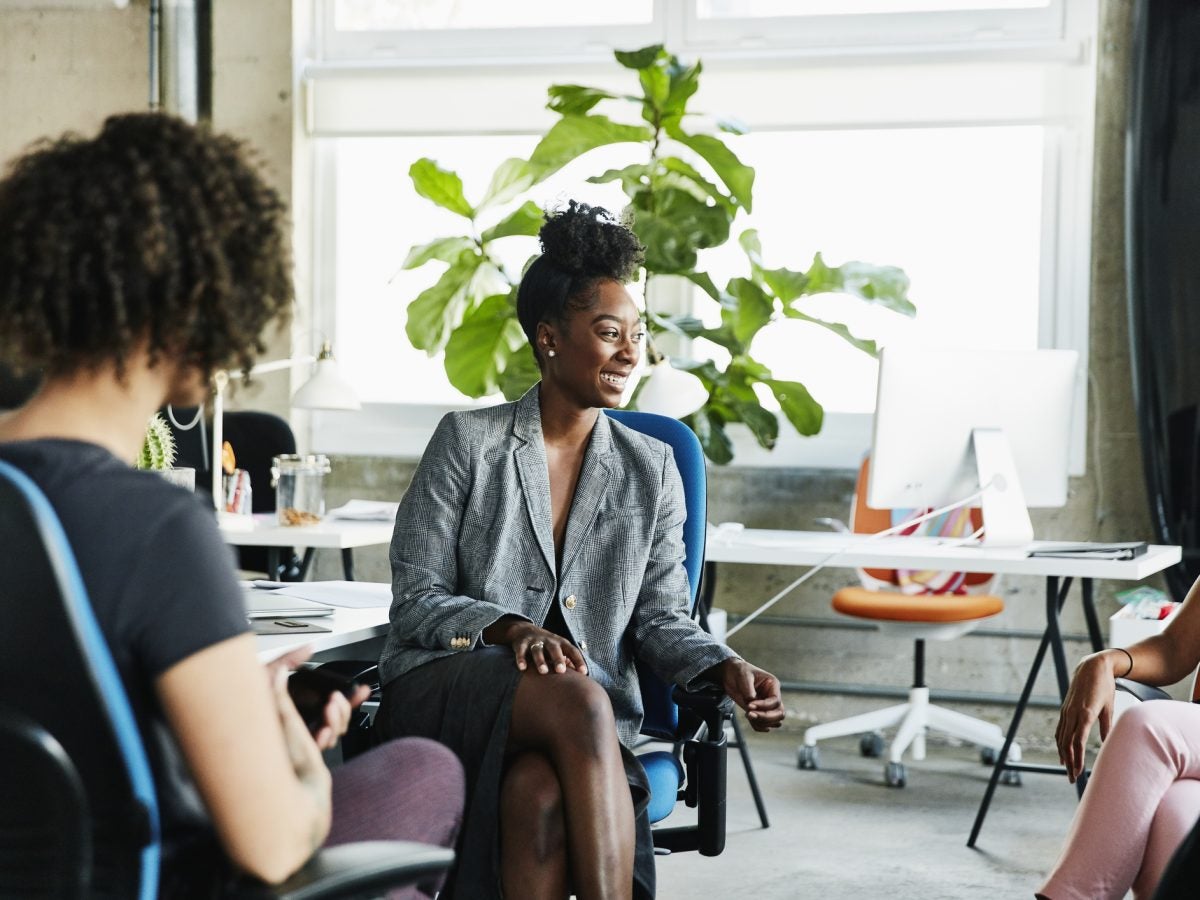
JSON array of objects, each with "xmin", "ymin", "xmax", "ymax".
[
  {"xmin": 0, "ymin": 459, "xmax": 453, "ymax": 899},
  {"xmin": 166, "ymin": 407, "xmax": 308, "ymax": 580}
]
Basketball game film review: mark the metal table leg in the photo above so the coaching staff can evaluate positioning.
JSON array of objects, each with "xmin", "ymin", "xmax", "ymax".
[{"xmin": 969, "ymin": 575, "xmax": 1079, "ymax": 846}]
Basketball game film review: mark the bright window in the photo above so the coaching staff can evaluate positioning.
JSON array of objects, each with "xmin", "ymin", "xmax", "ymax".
[{"xmin": 301, "ymin": 0, "xmax": 1097, "ymax": 467}]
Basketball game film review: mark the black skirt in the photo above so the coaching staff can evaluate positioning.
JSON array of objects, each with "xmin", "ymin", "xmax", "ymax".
[{"xmin": 376, "ymin": 646, "xmax": 656, "ymax": 899}]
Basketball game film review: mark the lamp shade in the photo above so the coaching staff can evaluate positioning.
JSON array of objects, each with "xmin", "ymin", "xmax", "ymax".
[
  {"xmin": 291, "ymin": 343, "xmax": 361, "ymax": 411},
  {"xmin": 635, "ymin": 360, "xmax": 708, "ymax": 420}
]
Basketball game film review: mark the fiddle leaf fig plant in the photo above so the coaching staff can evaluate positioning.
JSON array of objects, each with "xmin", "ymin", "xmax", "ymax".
[{"xmin": 401, "ymin": 44, "xmax": 915, "ymax": 463}]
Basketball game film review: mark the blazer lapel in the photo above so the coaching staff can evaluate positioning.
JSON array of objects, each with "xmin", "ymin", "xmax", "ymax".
[
  {"xmin": 559, "ymin": 412, "xmax": 613, "ymax": 581},
  {"xmin": 512, "ymin": 386, "xmax": 556, "ymax": 578}
]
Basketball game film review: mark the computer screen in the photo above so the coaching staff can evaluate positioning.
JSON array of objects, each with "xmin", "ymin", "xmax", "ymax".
[{"xmin": 867, "ymin": 347, "xmax": 1079, "ymax": 545}]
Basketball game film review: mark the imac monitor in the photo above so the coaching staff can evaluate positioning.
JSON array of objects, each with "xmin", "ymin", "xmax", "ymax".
[{"xmin": 867, "ymin": 347, "xmax": 1079, "ymax": 547}]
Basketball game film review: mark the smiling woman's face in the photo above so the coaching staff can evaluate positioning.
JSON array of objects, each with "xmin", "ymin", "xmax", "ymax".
[{"xmin": 537, "ymin": 280, "xmax": 644, "ymax": 410}]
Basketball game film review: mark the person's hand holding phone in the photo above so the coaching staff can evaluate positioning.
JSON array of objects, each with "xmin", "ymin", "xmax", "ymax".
[{"xmin": 265, "ymin": 647, "xmax": 371, "ymax": 751}]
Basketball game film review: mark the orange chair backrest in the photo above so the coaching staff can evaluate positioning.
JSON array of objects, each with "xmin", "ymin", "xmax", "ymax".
[{"xmin": 851, "ymin": 456, "xmax": 991, "ymax": 589}]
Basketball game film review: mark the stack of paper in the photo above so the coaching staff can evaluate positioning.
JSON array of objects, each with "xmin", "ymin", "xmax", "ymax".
[
  {"xmin": 327, "ymin": 500, "xmax": 400, "ymax": 522},
  {"xmin": 270, "ymin": 580, "xmax": 392, "ymax": 609}
]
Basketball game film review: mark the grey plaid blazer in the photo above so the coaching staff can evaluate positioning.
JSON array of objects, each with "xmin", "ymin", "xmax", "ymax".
[{"xmin": 378, "ymin": 385, "xmax": 735, "ymax": 746}]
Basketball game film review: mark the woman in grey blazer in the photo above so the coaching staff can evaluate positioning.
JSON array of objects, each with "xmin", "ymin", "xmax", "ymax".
[{"xmin": 377, "ymin": 202, "xmax": 784, "ymax": 900}]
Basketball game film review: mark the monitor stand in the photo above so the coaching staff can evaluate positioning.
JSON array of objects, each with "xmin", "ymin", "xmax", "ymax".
[{"xmin": 972, "ymin": 427, "xmax": 1034, "ymax": 547}]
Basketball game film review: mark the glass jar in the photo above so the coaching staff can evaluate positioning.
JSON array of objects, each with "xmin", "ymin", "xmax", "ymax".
[{"xmin": 271, "ymin": 454, "xmax": 331, "ymax": 526}]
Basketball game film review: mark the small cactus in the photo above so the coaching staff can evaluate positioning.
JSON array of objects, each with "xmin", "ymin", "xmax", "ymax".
[{"xmin": 136, "ymin": 413, "xmax": 177, "ymax": 471}]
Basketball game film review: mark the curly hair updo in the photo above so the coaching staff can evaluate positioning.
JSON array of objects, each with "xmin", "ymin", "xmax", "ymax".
[
  {"xmin": 516, "ymin": 201, "xmax": 644, "ymax": 366},
  {"xmin": 0, "ymin": 112, "xmax": 293, "ymax": 383}
]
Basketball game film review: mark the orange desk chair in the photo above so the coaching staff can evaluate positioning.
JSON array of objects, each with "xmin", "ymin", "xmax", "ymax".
[{"xmin": 797, "ymin": 457, "xmax": 1022, "ymax": 787}]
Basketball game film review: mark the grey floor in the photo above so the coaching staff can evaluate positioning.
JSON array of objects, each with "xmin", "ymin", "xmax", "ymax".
[{"xmin": 653, "ymin": 718, "xmax": 1079, "ymax": 899}]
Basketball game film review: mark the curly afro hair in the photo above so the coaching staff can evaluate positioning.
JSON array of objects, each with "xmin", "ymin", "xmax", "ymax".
[
  {"xmin": 516, "ymin": 200, "xmax": 644, "ymax": 366},
  {"xmin": 0, "ymin": 112, "xmax": 293, "ymax": 384}
]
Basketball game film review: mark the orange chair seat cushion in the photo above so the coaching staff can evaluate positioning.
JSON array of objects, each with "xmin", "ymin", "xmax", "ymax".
[{"xmin": 832, "ymin": 586, "xmax": 1004, "ymax": 623}]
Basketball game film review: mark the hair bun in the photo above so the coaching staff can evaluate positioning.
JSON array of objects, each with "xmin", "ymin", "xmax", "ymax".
[{"xmin": 537, "ymin": 200, "xmax": 644, "ymax": 283}]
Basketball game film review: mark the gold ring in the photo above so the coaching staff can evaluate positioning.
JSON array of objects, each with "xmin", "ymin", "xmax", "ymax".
[{"xmin": 530, "ymin": 641, "xmax": 545, "ymax": 651}]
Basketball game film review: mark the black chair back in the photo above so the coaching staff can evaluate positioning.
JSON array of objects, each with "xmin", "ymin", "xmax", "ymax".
[{"xmin": 0, "ymin": 460, "xmax": 160, "ymax": 899}]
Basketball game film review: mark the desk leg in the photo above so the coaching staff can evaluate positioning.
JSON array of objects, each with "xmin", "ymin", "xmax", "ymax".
[
  {"xmin": 968, "ymin": 575, "xmax": 1074, "ymax": 847},
  {"xmin": 341, "ymin": 548, "xmax": 355, "ymax": 581}
]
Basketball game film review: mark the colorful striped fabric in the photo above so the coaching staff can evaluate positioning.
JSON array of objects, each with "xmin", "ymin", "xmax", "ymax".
[{"xmin": 891, "ymin": 506, "xmax": 974, "ymax": 595}]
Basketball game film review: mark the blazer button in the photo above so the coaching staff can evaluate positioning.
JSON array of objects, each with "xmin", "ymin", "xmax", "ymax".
[
  {"xmin": 564, "ymin": 595, "xmax": 577, "ymax": 610},
  {"xmin": 579, "ymin": 640, "xmax": 588, "ymax": 652}
]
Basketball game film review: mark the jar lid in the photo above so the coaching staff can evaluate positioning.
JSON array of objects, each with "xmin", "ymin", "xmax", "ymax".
[{"xmin": 271, "ymin": 453, "xmax": 332, "ymax": 476}]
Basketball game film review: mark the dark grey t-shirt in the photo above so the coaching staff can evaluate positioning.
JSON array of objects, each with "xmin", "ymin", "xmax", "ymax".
[{"xmin": 0, "ymin": 438, "xmax": 249, "ymax": 871}]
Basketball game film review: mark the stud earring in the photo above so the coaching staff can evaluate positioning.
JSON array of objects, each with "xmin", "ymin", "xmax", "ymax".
[{"xmin": 547, "ymin": 349, "xmax": 556, "ymax": 358}]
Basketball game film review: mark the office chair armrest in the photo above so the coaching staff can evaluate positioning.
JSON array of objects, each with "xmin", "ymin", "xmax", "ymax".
[
  {"xmin": 314, "ymin": 660, "xmax": 381, "ymax": 692},
  {"xmin": 1115, "ymin": 677, "xmax": 1172, "ymax": 703},
  {"xmin": 230, "ymin": 841, "xmax": 454, "ymax": 900}
]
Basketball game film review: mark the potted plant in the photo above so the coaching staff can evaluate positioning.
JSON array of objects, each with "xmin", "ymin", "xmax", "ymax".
[
  {"xmin": 137, "ymin": 412, "xmax": 194, "ymax": 490},
  {"xmin": 401, "ymin": 44, "xmax": 915, "ymax": 463}
]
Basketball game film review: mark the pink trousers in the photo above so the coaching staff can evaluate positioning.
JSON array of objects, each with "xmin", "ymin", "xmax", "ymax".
[{"xmin": 1039, "ymin": 700, "xmax": 1200, "ymax": 900}]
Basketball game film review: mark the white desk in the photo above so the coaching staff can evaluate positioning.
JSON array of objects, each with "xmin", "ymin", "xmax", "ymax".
[
  {"xmin": 702, "ymin": 527, "xmax": 1182, "ymax": 845},
  {"xmin": 254, "ymin": 603, "xmax": 391, "ymax": 663},
  {"xmin": 221, "ymin": 514, "xmax": 394, "ymax": 580}
]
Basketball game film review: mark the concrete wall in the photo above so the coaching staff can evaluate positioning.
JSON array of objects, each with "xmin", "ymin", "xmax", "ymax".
[{"xmin": 0, "ymin": 0, "xmax": 295, "ymax": 410}]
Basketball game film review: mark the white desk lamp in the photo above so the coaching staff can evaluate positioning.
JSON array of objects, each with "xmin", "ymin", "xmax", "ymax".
[
  {"xmin": 634, "ymin": 341, "xmax": 708, "ymax": 420},
  {"xmin": 211, "ymin": 341, "xmax": 359, "ymax": 519}
]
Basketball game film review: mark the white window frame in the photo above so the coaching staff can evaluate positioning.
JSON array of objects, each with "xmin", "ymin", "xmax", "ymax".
[{"xmin": 298, "ymin": 0, "xmax": 1098, "ymax": 470}]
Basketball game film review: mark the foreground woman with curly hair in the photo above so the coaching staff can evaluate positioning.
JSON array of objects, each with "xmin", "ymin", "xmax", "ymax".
[
  {"xmin": 0, "ymin": 113, "xmax": 463, "ymax": 896},
  {"xmin": 376, "ymin": 201, "xmax": 786, "ymax": 899}
]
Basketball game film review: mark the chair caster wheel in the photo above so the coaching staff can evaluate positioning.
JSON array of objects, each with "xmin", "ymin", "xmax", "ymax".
[
  {"xmin": 981, "ymin": 746, "xmax": 998, "ymax": 766},
  {"xmin": 884, "ymin": 761, "xmax": 907, "ymax": 787},
  {"xmin": 797, "ymin": 745, "xmax": 820, "ymax": 770},
  {"xmin": 860, "ymin": 732, "xmax": 885, "ymax": 758},
  {"xmin": 999, "ymin": 768, "xmax": 1022, "ymax": 787}
]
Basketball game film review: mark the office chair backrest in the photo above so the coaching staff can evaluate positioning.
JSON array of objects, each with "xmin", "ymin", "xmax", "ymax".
[
  {"xmin": 852, "ymin": 456, "xmax": 991, "ymax": 590},
  {"xmin": 605, "ymin": 410, "xmax": 707, "ymax": 740},
  {"xmin": 0, "ymin": 461, "xmax": 160, "ymax": 900}
]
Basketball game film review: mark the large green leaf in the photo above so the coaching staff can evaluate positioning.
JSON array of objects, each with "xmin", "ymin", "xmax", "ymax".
[
  {"xmin": 497, "ymin": 343, "xmax": 542, "ymax": 400},
  {"xmin": 547, "ymin": 84, "xmax": 617, "ymax": 116},
  {"xmin": 587, "ymin": 163, "xmax": 651, "ymax": 196},
  {"xmin": 838, "ymin": 261, "xmax": 916, "ymax": 316},
  {"xmin": 478, "ymin": 158, "xmax": 535, "ymax": 212},
  {"xmin": 687, "ymin": 406, "xmax": 734, "ymax": 464},
  {"xmin": 615, "ymin": 44, "xmax": 665, "ymax": 70},
  {"xmin": 785, "ymin": 253, "xmax": 915, "ymax": 315},
  {"xmin": 765, "ymin": 378, "xmax": 823, "ymax": 435},
  {"xmin": 782, "ymin": 308, "xmax": 880, "ymax": 356},
  {"xmin": 481, "ymin": 201, "xmax": 545, "ymax": 243},
  {"xmin": 405, "ymin": 253, "xmax": 481, "ymax": 352},
  {"xmin": 528, "ymin": 115, "xmax": 654, "ymax": 180},
  {"xmin": 631, "ymin": 208, "xmax": 697, "ymax": 273},
  {"xmin": 444, "ymin": 293, "xmax": 527, "ymax": 396},
  {"xmin": 725, "ymin": 277, "xmax": 774, "ymax": 345},
  {"xmin": 657, "ymin": 157, "xmax": 736, "ymax": 215},
  {"xmin": 684, "ymin": 271, "xmax": 722, "ymax": 302},
  {"xmin": 409, "ymin": 158, "xmax": 474, "ymax": 219},
  {"xmin": 664, "ymin": 59, "xmax": 701, "ymax": 117},
  {"xmin": 639, "ymin": 65, "xmax": 670, "ymax": 119},
  {"xmin": 631, "ymin": 188, "xmax": 730, "ymax": 273},
  {"xmin": 664, "ymin": 120, "xmax": 754, "ymax": 212},
  {"xmin": 402, "ymin": 236, "xmax": 476, "ymax": 270},
  {"xmin": 726, "ymin": 392, "xmax": 779, "ymax": 449}
]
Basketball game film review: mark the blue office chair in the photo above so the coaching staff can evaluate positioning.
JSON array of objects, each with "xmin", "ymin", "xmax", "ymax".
[
  {"xmin": 604, "ymin": 408, "xmax": 743, "ymax": 854},
  {"xmin": 0, "ymin": 459, "xmax": 453, "ymax": 899}
]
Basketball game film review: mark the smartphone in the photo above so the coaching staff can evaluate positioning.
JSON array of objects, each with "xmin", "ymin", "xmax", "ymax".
[{"xmin": 286, "ymin": 666, "xmax": 360, "ymax": 732}]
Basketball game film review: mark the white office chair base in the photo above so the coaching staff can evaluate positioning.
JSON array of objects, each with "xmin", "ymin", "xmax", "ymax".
[{"xmin": 798, "ymin": 687, "xmax": 1021, "ymax": 786}]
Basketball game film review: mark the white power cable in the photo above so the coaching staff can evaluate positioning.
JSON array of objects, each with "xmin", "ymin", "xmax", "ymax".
[{"xmin": 722, "ymin": 482, "xmax": 994, "ymax": 640}]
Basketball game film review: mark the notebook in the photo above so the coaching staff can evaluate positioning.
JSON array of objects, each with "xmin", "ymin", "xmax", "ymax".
[{"xmin": 243, "ymin": 588, "xmax": 336, "ymax": 619}]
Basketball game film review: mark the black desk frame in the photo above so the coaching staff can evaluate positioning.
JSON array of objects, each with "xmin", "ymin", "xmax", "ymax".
[{"xmin": 968, "ymin": 575, "xmax": 1105, "ymax": 846}]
